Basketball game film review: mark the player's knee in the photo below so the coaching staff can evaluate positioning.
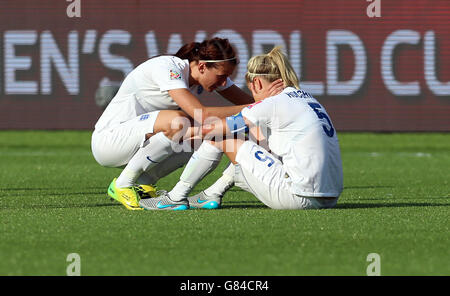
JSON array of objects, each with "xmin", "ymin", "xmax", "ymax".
[
  {"xmin": 208, "ymin": 139, "xmax": 223, "ymax": 149},
  {"xmin": 164, "ymin": 111, "xmax": 192, "ymax": 140}
]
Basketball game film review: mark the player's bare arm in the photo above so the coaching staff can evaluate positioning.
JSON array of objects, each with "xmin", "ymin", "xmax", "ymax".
[
  {"xmin": 168, "ymin": 88, "xmax": 250, "ymax": 124},
  {"xmin": 217, "ymin": 84, "xmax": 254, "ymax": 104},
  {"xmin": 200, "ymin": 113, "xmax": 255, "ymax": 139}
]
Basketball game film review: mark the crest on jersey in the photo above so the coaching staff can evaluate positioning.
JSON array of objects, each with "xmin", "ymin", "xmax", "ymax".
[
  {"xmin": 169, "ymin": 69, "xmax": 182, "ymax": 80},
  {"xmin": 139, "ymin": 114, "xmax": 150, "ymax": 121}
]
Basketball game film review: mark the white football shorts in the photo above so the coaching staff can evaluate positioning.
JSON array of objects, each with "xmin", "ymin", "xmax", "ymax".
[
  {"xmin": 91, "ymin": 111, "xmax": 160, "ymax": 167},
  {"xmin": 234, "ymin": 140, "xmax": 338, "ymax": 210}
]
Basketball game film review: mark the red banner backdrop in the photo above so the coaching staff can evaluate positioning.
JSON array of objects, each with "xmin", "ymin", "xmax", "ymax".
[{"xmin": 0, "ymin": 0, "xmax": 449, "ymax": 131}]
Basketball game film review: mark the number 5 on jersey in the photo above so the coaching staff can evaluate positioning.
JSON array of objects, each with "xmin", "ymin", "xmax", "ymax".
[
  {"xmin": 255, "ymin": 151, "xmax": 275, "ymax": 167},
  {"xmin": 308, "ymin": 103, "xmax": 335, "ymax": 137}
]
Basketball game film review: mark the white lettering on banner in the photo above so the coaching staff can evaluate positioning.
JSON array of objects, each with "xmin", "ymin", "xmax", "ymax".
[
  {"xmin": 251, "ymin": 30, "xmax": 327, "ymax": 95},
  {"xmin": 194, "ymin": 31, "xmax": 208, "ymax": 43},
  {"xmin": 1, "ymin": 29, "xmax": 449, "ymax": 97},
  {"xmin": 82, "ymin": 30, "xmax": 97, "ymax": 54},
  {"xmin": 4, "ymin": 31, "xmax": 38, "ymax": 94},
  {"xmin": 290, "ymin": 30, "xmax": 325, "ymax": 96},
  {"xmin": 327, "ymin": 30, "xmax": 367, "ymax": 95},
  {"xmin": 252, "ymin": 30, "xmax": 287, "ymax": 56},
  {"xmin": 424, "ymin": 31, "xmax": 450, "ymax": 96},
  {"xmin": 167, "ymin": 34, "xmax": 183, "ymax": 55},
  {"xmin": 145, "ymin": 31, "xmax": 159, "ymax": 58},
  {"xmin": 213, "ymin": 29, "xmax": 249, "ymax": 89},
  {"xmin": 145, "ymin": 31, "xmax": 184, "ymax": 57},
  {"xmin": 98, "ymin": 30, "xmax": 133, "ymax": 87},
  {"xmin": 41, "ymin": 31, "xmax": 79, "ymax": 95},
  {"xmin": 381, "ymin": 30, "xmax": 421, "ymax": 96}
]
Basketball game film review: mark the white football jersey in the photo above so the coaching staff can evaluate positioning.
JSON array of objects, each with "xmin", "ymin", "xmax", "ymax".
[
  {"xmin": 241, "ymin": 87, "xmax": 343, "ymax": 197},
  {"xmin": 94, "ymin": 55, "xmax": 233, "ymax": 132}
]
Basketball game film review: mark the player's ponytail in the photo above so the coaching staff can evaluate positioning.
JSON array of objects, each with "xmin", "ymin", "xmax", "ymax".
[
  {"xmin": 175, "ymin": 38, "xmax": 238, "ymax": 68},
  {"xmin": 174, "ymin": 42, "xmax": 201, "ymax": 62},
  {"xmin": 246, "ymin": 46, "xmax": 300, "ymax": 89}
]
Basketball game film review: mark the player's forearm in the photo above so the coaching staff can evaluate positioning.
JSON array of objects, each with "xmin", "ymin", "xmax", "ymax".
[
  {"xmin": 202, "ymin": 105, "xmax": 249, "ymax": 121},
  {"xmin": 201, "ymin": 113, "xmax": 252, "ymax": 139},
  {"xmin": 168, "ymin": 88, "xmax": 248, "ymax": 124},
  {"xmin": 217, "ymin": 85, "xmax": 254, "ymax": 105},
  {"xmin": 201, "ymin": 118, "xmax": 229, "ymax": 138}
]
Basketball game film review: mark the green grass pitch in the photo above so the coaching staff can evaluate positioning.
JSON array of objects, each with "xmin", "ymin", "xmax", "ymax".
[{"xmin": 0, "ymin": 131, "xmax": 449, "ymax": 275}]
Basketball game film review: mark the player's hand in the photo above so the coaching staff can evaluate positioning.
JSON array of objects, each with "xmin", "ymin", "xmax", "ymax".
[{"xmin": 267, "ymin": 79, "xmax": 285, "ymax": 97}]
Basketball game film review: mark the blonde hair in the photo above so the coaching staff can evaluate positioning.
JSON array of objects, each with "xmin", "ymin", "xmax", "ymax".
[{"xmin": 245, "ymin": 46, "xmax": 300, "ymax": 89}]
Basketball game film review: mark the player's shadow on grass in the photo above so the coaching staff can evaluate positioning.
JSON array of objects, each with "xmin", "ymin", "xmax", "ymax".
[
  {"xmin": 0, "ymin": 203, "xmax": 119, "ymax": 210},
  {"xmin": 344, "ymin": 185, "xmax": 394, "ymax": 189},
  {"xmin": 0, "ymin": 187, "xmax": 107, "ymax": 198},
  {"xmin": 223, "ymin": 201, "xmax": 450, "ymax": 210},
  {"xmin": 222, "ymin": 200, "xmax": 267, "ymax": 209},
  {"xmin": 0, "ymin": 186, "xmax": 106, "ymax": 191},
  {"xmin": 2, "ymin": 192, "xmax": 106, "ymax": 198},
  {"xmin": 336, "ymin": 202, "xmax": 450, "ymax": 209}
]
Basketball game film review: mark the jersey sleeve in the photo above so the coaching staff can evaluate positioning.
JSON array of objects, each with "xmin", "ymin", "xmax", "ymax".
[
  {"xmin": 241, "ymin": 98, "xmax": 274, "ymax": 126},
  {"xmin": 153, "ymin": 57, "xmax": 190, "ymax": 92}
]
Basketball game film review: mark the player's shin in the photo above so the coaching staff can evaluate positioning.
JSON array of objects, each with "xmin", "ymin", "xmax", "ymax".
[
  {"xmin": 203, "ymin": 162, "xmax": 235, "ymax": 198},
  {"xmin": 168, "ymin": 141, "xmax": 222, "ymax": 201},
  {"xmin": 137, "ymin": 151, "xmax": 192, "ymax": 185},
  {"xmin": 116, "ymin": 132, "xmax": 178, "ymax": 188}
]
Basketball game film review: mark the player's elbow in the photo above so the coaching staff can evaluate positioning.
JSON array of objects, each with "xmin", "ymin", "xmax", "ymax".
[
  {"xmin": 201, "ymin": 126, "xmax": 212, "ymax": 137},
  {"xmin": 200, "ymin": 108, "xmax": 215, "ymax": 125},
  {"xmin": 201, "ymin": 119, "xmax": 228, "ymax": 138}
]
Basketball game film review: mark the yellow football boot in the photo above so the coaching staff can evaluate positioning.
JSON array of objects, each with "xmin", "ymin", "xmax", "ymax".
[
  {"xmin": 136, "ymin": 184, "xmax": 157, "ymax": 198},
  {"xmin": 107, "ymin": 178, "xmax": 143, "ymax": 211}
]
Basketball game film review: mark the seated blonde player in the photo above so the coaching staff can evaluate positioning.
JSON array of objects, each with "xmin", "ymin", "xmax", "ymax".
[{"xmin": 140, "ymin": 47, "xmax": 343, "ymax": 210}]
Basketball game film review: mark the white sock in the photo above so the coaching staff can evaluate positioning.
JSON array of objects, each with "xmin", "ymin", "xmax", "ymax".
[
  {"xmin": 116, "ymin": 132, "xmax": 176, "ymax": 188},
  {"xmin": 169, "ymin": 141, "xmax": 222, "ymax": 201},
  {"xmin": 204, "ymin": 163, "xmax": 235, "ymax": 198},
  {"xmin": 136, "ymin": 152, "xmax": 192, "ymax": 185}
]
